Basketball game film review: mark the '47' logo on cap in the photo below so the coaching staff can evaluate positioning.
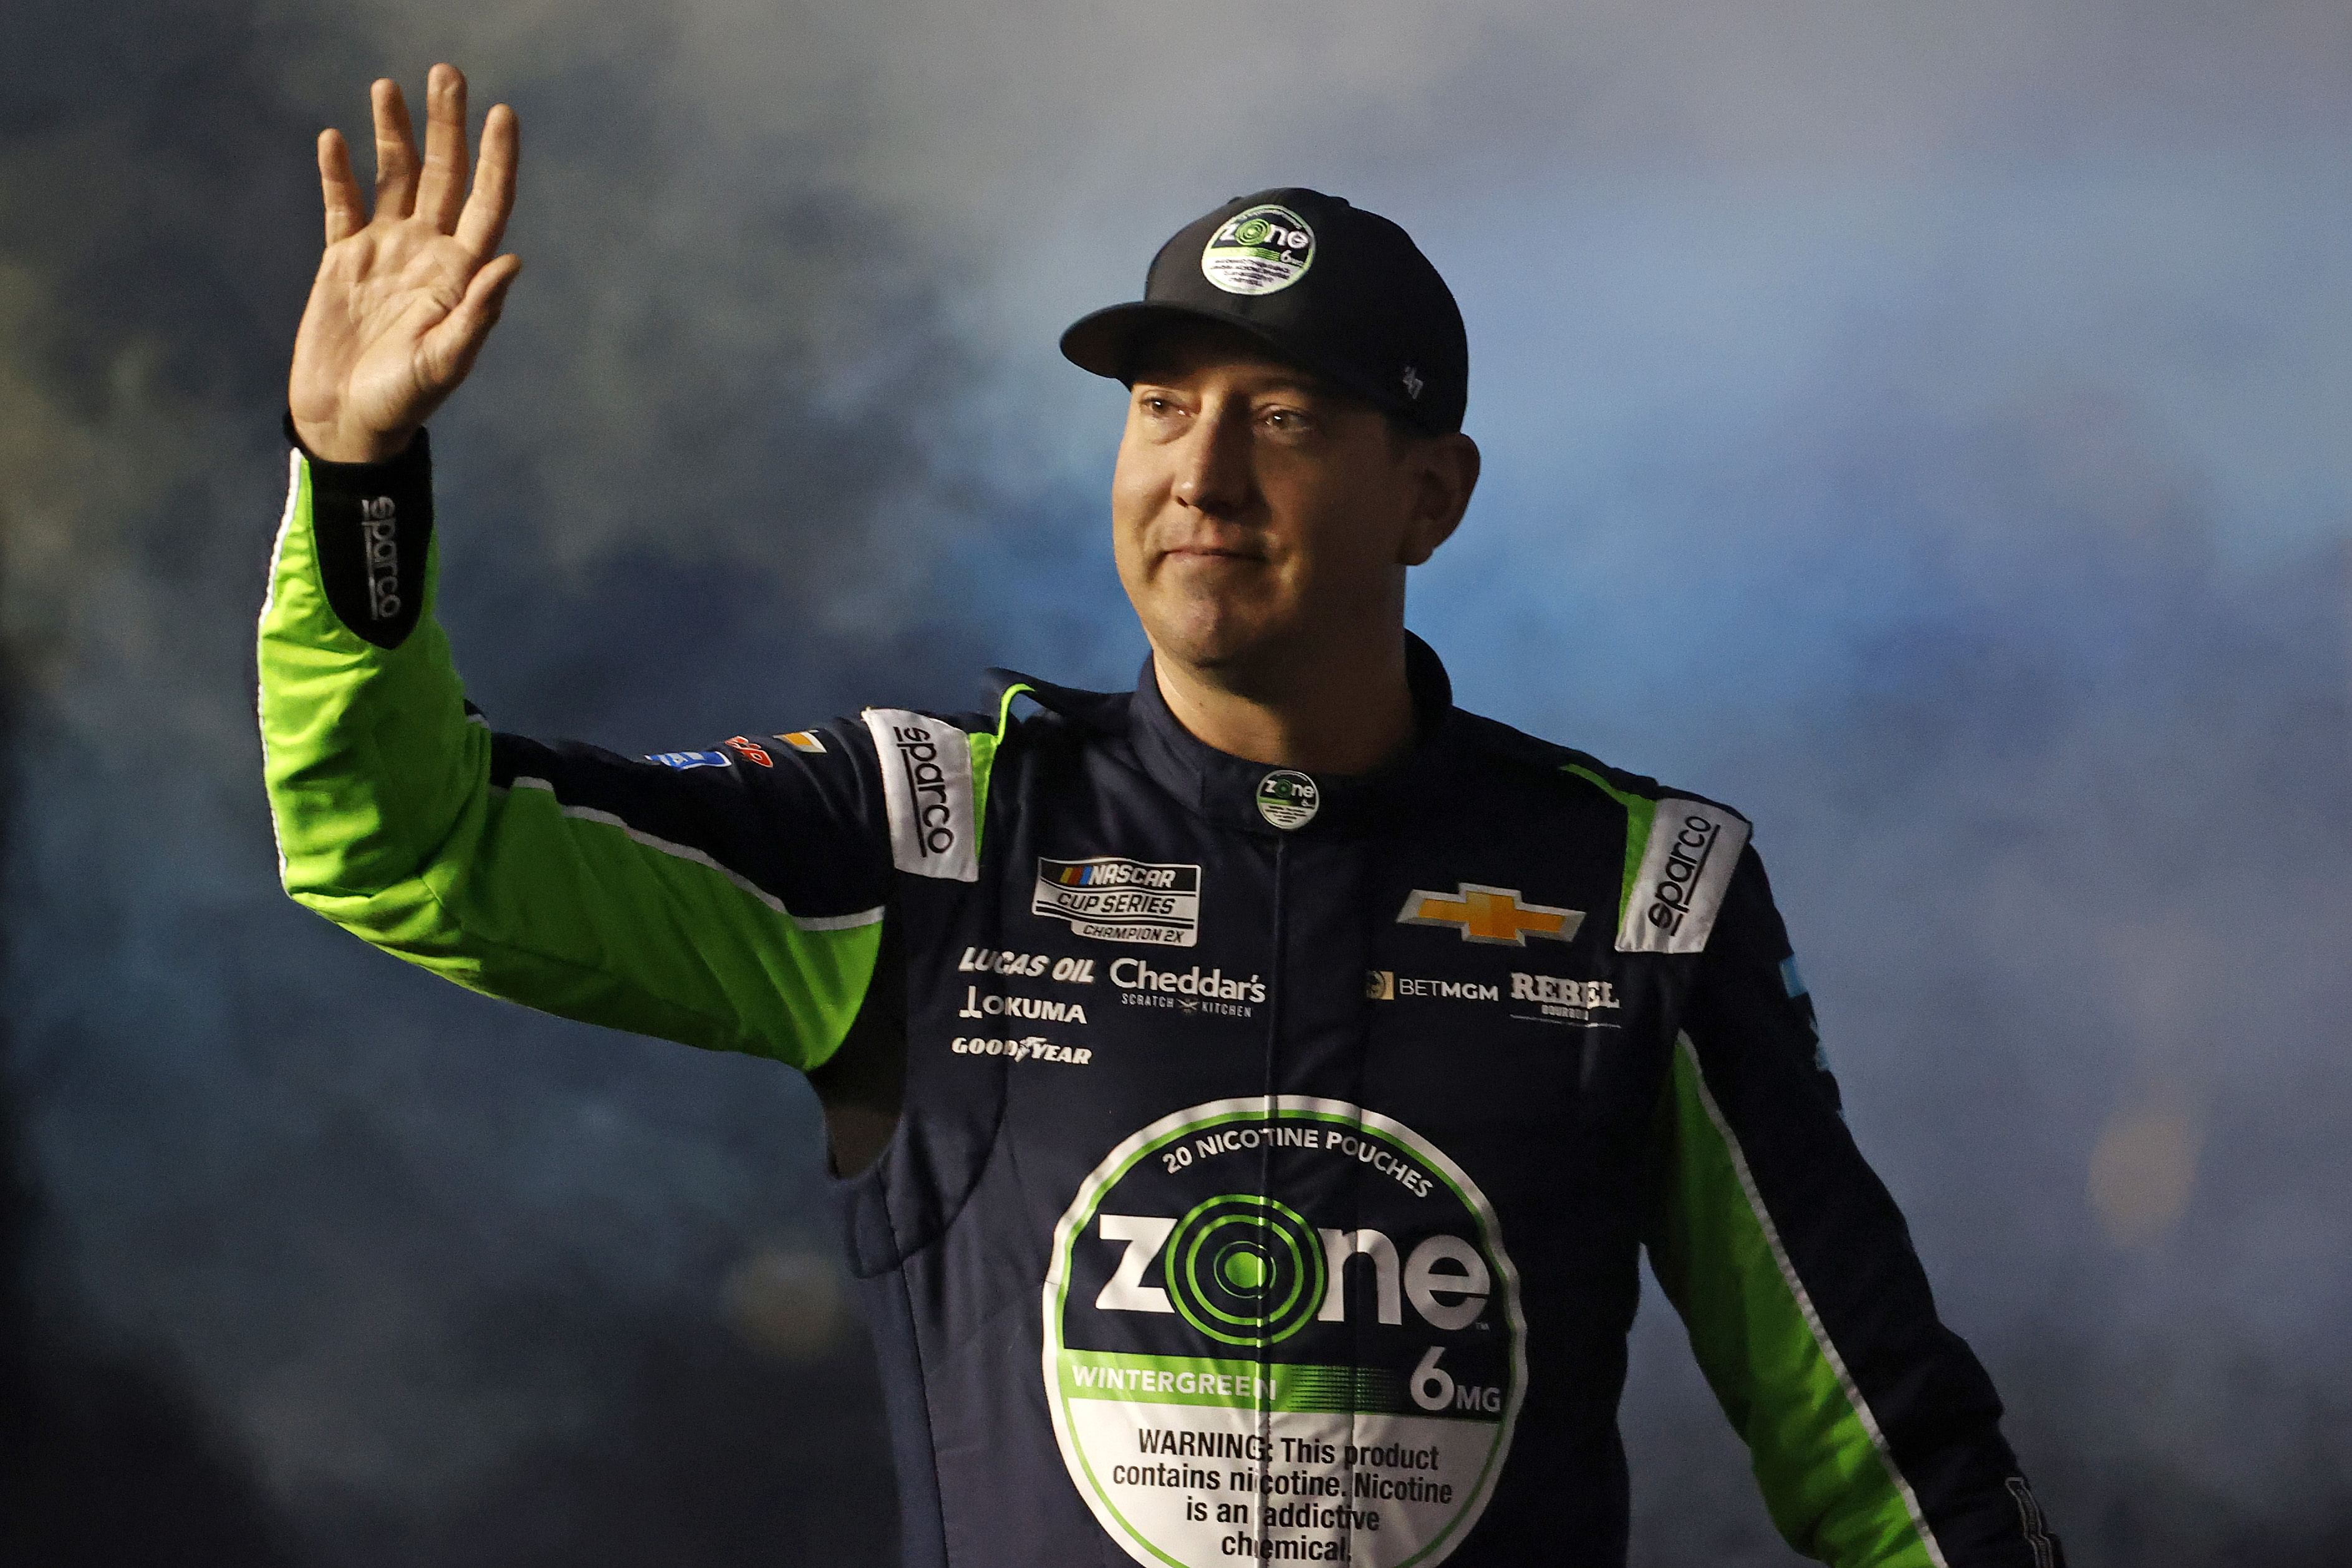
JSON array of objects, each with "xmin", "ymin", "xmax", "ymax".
[{"xmin": 1397, "ymin": 883, "xmax": 1583, "ymax": 946}]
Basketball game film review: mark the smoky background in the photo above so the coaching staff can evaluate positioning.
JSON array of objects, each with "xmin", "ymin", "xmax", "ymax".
[{"xmin": 2, "ymin": 0, "xmax": 2348, "ymax": 1562}]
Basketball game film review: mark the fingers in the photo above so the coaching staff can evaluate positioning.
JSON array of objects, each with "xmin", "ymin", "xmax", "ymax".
[
  {"xmin": 317, "ymin": 128, "xmax": 365, "ymax": 245},
  {"xmin": 453, "ymin": 102, "xmax": 519, "ymax": 259},
  {"xmin": 370, "ymin": 77, "xmax": 420, "ymax": 220},
  {"xmin": 420, "ymin": 253, "xmax": 523, "ymax": 387},
  {"xmin": 414, "ymin": 62, "xmax": 470, "ymax": 233}
]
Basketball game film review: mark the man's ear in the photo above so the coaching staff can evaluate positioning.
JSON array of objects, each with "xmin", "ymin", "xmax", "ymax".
[{"xmin": 1398, "ymin": 433, "xmax": 1480, "ymax": 567}]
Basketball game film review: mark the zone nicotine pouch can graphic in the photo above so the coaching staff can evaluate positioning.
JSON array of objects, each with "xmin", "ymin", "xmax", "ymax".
[{"xmin": 1044, "ymin": 1098, "xmax": 1526, "ymax": 1567}]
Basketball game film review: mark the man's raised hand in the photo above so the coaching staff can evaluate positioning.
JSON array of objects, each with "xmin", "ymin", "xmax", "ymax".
[{"xmin": 289, "ymin": 64, "xmax": 521, "ymax": 464}]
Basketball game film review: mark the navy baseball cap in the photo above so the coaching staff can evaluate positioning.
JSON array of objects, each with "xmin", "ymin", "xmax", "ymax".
[{"xmin": 1059, "ymin": 187, "xmax": 1469, "ymax": 435}]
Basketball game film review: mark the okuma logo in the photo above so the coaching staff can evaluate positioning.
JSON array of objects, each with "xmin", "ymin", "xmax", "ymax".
[
  {"xmin": 1201, "ymin": 204, "xmax": 1316, "ymax": 296},
  {"xmin": 1044, "ymin": 1097, "xmax": 1525, "ymax": 1568}
]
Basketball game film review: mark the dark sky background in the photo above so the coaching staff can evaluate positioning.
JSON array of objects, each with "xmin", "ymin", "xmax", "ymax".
[{"xmin": 3, "ymin": 1, "xmax": 2349, "ymax": 1564}]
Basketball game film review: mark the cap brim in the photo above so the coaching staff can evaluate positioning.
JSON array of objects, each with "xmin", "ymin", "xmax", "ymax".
[
  {"xmin": 1058, "ymin": 301, "xmax": 1415, "ymax": 423},
  {"xmin": 1059, "ymin": 301, "xmax": 1267, "ymax": 380}
]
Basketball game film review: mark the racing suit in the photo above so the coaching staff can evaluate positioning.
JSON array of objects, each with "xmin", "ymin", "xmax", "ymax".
[{"xmin": 257, "ymin": 430, "xmax": 2065, "ymax": 1568}]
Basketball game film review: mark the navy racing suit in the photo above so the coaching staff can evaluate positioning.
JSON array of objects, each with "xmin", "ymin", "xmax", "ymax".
[{"xmin": 257, "ymin": 431, "xmax": 2065, "ymax": 1568}]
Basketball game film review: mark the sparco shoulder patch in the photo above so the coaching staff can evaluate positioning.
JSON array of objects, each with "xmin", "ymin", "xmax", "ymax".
[
  {"xmin": 863, "ymin": 708, "xmax": 978, "ymax": 882},
  {"xmin": 1617, "ymin": 799, "xmax": 1749, "ymax": 954}
]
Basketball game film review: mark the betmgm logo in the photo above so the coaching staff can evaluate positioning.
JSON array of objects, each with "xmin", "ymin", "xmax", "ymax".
[{"xmin": 1089, "ymin": 1196, "xmax": 1499, "ymax": 1414}]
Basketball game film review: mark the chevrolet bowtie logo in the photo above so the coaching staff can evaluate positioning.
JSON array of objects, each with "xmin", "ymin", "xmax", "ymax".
[{"xmin": 1396, "ymin": 883, "xmax": 1584, "ymax": 946}]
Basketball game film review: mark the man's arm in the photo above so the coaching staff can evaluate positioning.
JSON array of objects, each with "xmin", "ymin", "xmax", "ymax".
[
  {"xmin": 1643, "ymin": 844, "xmax": 2064, "ymax": 1568},
  {"xmin": 262, "ymin": 66, "xmax": 892, "ymax": 1070},
  {"xmin": 260, "ymin": 430, "xmax": 893, "ymax": 1067}
]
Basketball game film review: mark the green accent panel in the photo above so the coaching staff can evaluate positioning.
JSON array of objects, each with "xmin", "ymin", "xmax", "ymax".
[
  {"xmin": 1058, "ymin": 1350, "xmax": 1410, "ymax": 1415},
  {"xmin": 1648, "ymin": 1041, "xmax": 1937, "ymax": 1567},
  {"xmin": 258, "ymin": 456, "xmax": 879, "ymax": 1070},
  {"xmin": 965, "ymin": 681, "xmax": 1030, "ymax": 860},
  {"xmin": 1562, "ymin": 763, "xmax": 1657, "ymax": 922}
]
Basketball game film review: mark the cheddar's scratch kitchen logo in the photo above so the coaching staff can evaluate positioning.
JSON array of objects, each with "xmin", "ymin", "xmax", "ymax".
[
  {"xmin": 1045, "ymin": 1098, "xmax": 1525, "ymax": 1568},
  {"xmin": 1112, "ymin": 958, "xmax": 1265, "ymax": 1019}
]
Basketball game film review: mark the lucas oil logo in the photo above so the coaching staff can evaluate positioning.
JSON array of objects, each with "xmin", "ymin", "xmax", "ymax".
[
  {"xmin": 1044, "ymin": 1097, "xmax": 1525, "ymax": 1568},
  {"xmin": 1034, "ymin": 857, "xmax": 1202, "ymax": 948},
  {"xmin": 1200, "ymin": 204, "xmax": 1316, "ymax": 296}
]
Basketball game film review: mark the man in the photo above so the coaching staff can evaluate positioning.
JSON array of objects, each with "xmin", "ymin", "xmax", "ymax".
[{"xmin": 262, "ymin": 64, "xmax": 2065, "ymax": 1568}]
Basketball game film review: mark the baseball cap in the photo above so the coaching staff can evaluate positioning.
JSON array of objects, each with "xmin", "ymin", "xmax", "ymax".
[{"xmin": 1059, "ymin": 187, "xmax": 1468, "ymax": 435}]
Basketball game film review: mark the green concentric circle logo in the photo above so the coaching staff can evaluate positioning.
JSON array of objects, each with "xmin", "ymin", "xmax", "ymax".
[{"xmin": 1165, "ymin": 1194, "xmax": 1326, "ymax": 1347}]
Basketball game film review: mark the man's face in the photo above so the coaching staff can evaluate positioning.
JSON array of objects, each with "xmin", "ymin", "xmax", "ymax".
[{"xmin": 1111, "ymin": 323, "xmax": 1460, "ymax": 685}]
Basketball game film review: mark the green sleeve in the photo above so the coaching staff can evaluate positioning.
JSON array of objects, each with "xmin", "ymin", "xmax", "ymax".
[
  {"xmin": 1648, "ymin": 1036, "xmax": 1942, "ymax": 1568},
  {"xmin": 1646, "ymin": 847, "xmax": 2040, "ymax": 1567},
  {"xmin": 257, "ymin": 445, "xmax": 884, "ymax": 1069}
]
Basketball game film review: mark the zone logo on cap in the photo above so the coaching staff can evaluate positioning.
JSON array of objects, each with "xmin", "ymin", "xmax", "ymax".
[{"xmin": 1200, "ymin": 204, "xmax": 1315, "ymax": 296}]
